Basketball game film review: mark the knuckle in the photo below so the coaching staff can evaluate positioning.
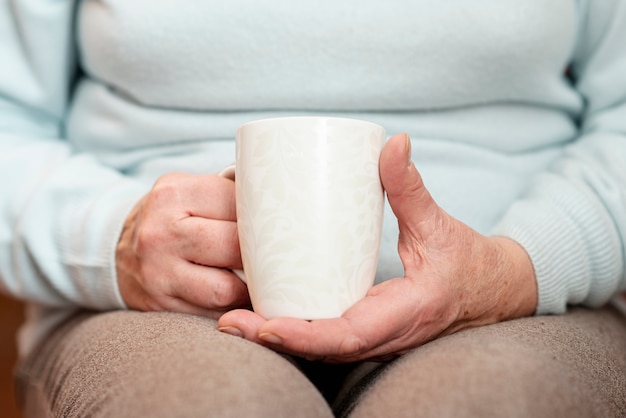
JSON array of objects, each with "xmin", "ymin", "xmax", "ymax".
[
  {"xmin": 134, "ymin": 223, "xmax": 164, "ymax": 255},
  {"xmin": 338, "ymin": 334, "xmax": 368, "ymax": 357},
  {"xmin": 204, "ymin": 224, "xmax": 240, "ymax": 266},
  {"xmin": 210, "ymin": 279, "xmax": 238, "ymax": 308},
  {"xmin": 133, "ymin": 219, "xmax": 181, "ymax": 257},
  {"xmin": 221, "ymin": 224, "xmax": 241, "ymax": 257},
  {"xmin": 155, "ymin": 172, "xmax": 187, "ymax": 187},
  {"xmin": 150, "ymin": 173, "xmax": 189, "ymax": 206}
]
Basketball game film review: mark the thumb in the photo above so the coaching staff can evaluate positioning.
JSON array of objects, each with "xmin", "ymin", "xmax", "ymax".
[{"xmin": 380, "ymin": 134, "xmax": 439, "ymax": 235}]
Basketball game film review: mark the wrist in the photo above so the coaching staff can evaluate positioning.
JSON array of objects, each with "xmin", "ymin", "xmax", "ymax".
[{"xmin": 489, "ymin": 236, "xmax": 538, "ymax": 318}]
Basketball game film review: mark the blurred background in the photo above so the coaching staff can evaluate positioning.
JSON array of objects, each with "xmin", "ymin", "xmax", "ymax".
[{"xmin": 0, "ymin": 293, "xmax": 24, "ymax": 418}]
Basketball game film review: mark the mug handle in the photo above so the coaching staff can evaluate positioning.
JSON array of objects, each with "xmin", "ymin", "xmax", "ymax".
[
  {"xmin": 231, "ymin": 268, "xmax": 247, "ymax": 284},
  {"xmin": 218, "ymin": 163, "xmax": 246, "ymax": 283},
  {"xmin": 218, "ymin": 163, "xmax": 236, "ymax": 181}
]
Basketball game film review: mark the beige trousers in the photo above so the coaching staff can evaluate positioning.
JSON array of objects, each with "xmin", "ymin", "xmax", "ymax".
[{"xmin": 15, "ymin": 306, "xmax": 626, "ymax": 417}]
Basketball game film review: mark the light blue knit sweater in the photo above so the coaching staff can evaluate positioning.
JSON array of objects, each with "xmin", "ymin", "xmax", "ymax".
[{"xmin": 1, "ymin": 0, "xmax": 625, "ymax": 356}]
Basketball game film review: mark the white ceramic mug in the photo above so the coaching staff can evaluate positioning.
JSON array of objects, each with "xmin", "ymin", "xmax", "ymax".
[{"xmin": 231, "ymin": 116, "xmax": 386, "ymax": 319}]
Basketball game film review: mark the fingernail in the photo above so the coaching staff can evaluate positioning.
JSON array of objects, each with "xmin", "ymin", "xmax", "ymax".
[
  {"xmin": 219, "ymin": 326, "xmax": 243, "ymax": 338},
  {"xmin": 259, "ymin": 332, "xmax": 283, "ymax": 345},
  {"xmin": 404, "ymin": 133, "xmax": 412, "ymax": 167}
]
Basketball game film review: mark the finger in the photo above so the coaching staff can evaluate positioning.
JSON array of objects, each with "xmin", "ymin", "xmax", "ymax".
[
  {"xmin": 188, "ymin": 174, "xmax": 237, "ymax": 220},
  {"xmin": 379, "ymin": 134, "xmax": 439, "ymax": 233},
  {"xmin": 219, "ymin": 310, "xmax": 336, "ymax": 361},
  {"xmin": 168, "ymin": 262, "xmax": 251, "ymax": 310},
  {"xmin": 176, "ymin": 217, "xmax": 242, "ymax": 268},
  {"xmin": 152, "ymin": 173, "xmax": 237, "ymax": 221},
  {"xmin": 218, "ymin": 309, "xmax": 267, "ymax": 342},
  {"xmin": 132, "ymin": 280, "xmax": 237, "ymax": 319}
]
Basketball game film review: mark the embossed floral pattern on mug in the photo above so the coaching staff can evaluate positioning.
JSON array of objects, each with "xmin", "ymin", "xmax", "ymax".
[{"xmin": 236, "ymin": 117, "xmax": 386, "ymax": 319}]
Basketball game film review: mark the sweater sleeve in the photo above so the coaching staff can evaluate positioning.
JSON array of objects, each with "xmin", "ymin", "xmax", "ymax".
[
  {"xmin": 0, "ymin": 1, "xmax": 146, "ymax": 309},
  {"xmin": 490, "ymin": 0, "xmax": 626, "ymax": 314}
]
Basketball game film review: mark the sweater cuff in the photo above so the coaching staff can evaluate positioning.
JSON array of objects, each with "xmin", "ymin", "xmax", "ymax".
[
  {"xmin": 490, "ymin": 180, "xmax": 620, "ymax": 315},
  {"xmin": 60, "ymin": 180, "xmax": 147, "ymax": 310}
]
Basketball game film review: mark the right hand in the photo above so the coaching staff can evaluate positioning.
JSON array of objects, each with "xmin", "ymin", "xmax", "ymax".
[{"xmin": 116, "ymin": 172, "xmax": 250, "ymax": 318}]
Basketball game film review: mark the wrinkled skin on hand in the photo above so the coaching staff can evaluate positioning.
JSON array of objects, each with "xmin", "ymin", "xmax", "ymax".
[
  {"xmin": 116, "ymin": 172, "xmax": 250, "ymax": 319},
  {"xmin": 218, "ymin": 133, "xmax": 538, "ymax": 363}
]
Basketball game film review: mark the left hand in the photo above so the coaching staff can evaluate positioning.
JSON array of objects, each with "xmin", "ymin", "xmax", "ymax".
[{"xmin": 218, "ymin": 133, "xmax": 538, "ymax": 363}]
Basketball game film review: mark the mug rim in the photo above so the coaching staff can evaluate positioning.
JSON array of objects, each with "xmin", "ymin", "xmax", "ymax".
[{"xmin": 237, "ymin": 115, "xmax": 385, "ymax": 133}]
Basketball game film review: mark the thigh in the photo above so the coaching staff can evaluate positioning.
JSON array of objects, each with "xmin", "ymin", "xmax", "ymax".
[
  {"xmin": 15, "ymin": 310, "xmax": 333, "ymax": 418},
  {"xmin": 343, "ymin": 306, "xmax": 626, "ymax": 418}
]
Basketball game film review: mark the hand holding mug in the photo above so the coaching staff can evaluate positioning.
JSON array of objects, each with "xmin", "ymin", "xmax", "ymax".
[
  {"xmin": 116, "ymin": 172, "xmax": 250, "ymax": 319},
  {"xmin": 219, "ymin": 133, "xmax": 538, "ymax": 362}
]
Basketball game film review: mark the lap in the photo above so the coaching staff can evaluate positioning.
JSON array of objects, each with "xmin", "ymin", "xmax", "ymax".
[
  {"xmin": 342, "ymin": 305, "xmax": 626, "ymax": 418},
  {"xmin": 15, "ymin": 305, "xmax": 626, "ymax": 417},
  {"xmin": 15, "ymin": 310, "xmax": 333, "ymax": 418}
]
